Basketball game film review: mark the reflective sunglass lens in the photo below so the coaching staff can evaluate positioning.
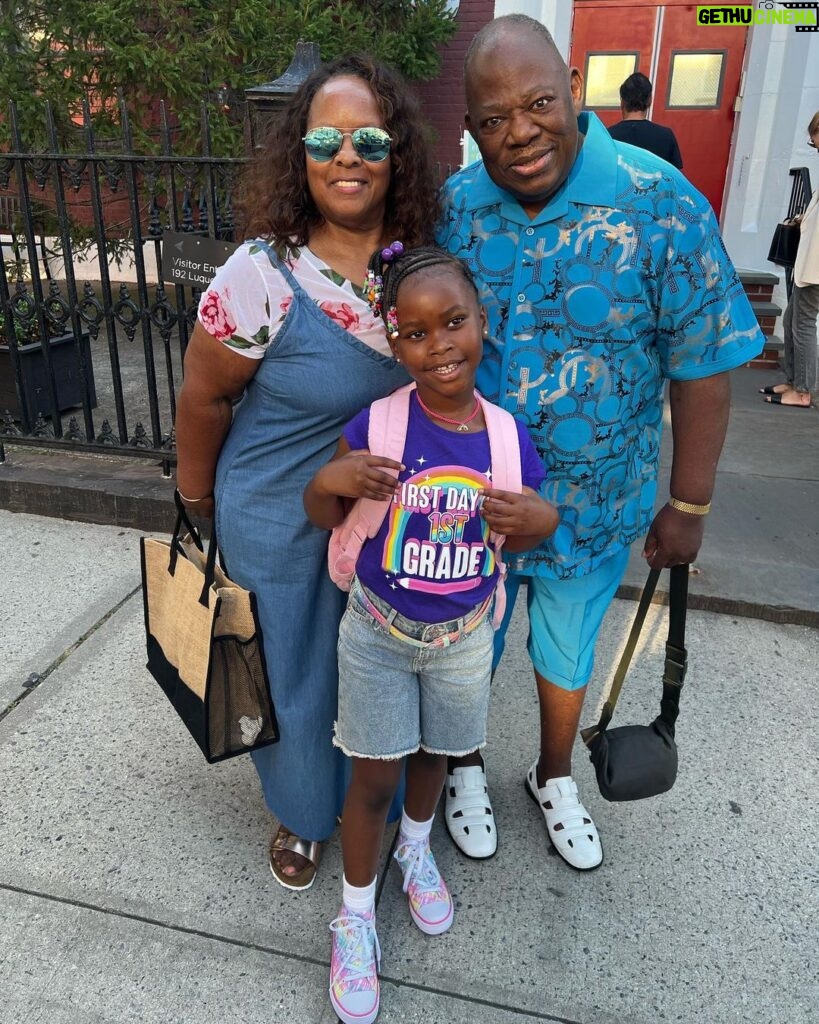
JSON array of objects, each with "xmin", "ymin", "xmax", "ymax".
[
  {"xmin": 351, "ymin": 128, "xmax": 391, "ymax": 162},
  {"xmin": 303, "ymin": 128, "xmax": 342, "ymax": 162},
  {"xmin": 303, "ymin": 127, "xmax": 391, "ymax": 163}
]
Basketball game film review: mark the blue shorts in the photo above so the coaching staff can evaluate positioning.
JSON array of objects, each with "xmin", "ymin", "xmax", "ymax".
[
  {"xmin": 335, "ymin": 579, "xmax": 493, "ymax": 759},
  {"xmin": 494, "ymin": 547, "xmax": 630, "ymax": 691}
]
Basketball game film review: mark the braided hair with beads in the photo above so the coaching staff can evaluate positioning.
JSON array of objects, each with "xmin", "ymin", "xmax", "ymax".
[{"xmin": 366, "ymin": 244, "xmax": 481, "ymax": 341}]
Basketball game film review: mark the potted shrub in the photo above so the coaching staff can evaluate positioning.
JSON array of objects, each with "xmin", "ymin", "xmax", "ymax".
[{"xmin": 0, "ymin": 303, "xmax": 97, "ymax": 420}]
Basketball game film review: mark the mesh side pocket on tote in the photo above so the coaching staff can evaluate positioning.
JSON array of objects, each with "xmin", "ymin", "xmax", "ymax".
[{"xmin": 208, "ymin": 634, "xmax": 279, "ymax": 759}]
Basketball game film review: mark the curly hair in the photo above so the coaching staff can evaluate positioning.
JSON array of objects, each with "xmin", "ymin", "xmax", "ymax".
[
  {"xmin": 238, "ymin": 54, "xmax": 441, "ymax": 251},
  {"xmin": 366, "ymin": 245, "xmax": 479, "ymax": 338}
]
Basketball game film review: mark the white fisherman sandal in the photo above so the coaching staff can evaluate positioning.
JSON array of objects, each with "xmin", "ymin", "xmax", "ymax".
[
  {"xmin": 444, "ymin": 764, "xmax": 497, "ymax": 859},
  {"xmin": 525, "ymin": 761, "xmax": 603, "ymax": 870}
]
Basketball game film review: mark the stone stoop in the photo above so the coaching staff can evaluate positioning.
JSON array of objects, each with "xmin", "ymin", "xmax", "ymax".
[{"xmin": 737, "ymin": 269, "xmax": 783, "ymax": 369}]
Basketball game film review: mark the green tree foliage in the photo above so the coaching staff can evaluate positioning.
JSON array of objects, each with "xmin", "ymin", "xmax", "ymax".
[{"xmin": 0, "ymin": 0, "xmax": 456, "ymax": 155}]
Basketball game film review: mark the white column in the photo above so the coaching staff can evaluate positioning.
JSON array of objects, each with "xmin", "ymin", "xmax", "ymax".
[{"xmin": 493, "ymin": 0, "xmax": 572, "ymax": 59}]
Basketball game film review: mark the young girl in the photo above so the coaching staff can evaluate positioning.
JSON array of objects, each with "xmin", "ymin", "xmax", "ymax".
[{"xmin": 304, "ymin": 245, "xmax": 558, "ymax": 1024}]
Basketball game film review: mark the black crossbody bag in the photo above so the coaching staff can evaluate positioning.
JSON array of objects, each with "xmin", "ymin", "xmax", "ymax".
[{"xmin": 580, "ymin": 565, "xmax": 688, "ymax": 802}]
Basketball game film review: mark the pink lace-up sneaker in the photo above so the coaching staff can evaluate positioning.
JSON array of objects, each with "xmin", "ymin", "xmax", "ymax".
[
  {"xmin": 393, "ymin": 836, "xmax": 454, "ymax": 935},
  {"xmin": 329, "ymin": 907, "xmax": 381, "ymax": 1024}
]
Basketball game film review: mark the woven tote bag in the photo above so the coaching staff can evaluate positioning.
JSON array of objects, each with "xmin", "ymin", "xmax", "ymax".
[{"xmin": 140, "ymin": 497, "xmax": 279, "ymax": 763}]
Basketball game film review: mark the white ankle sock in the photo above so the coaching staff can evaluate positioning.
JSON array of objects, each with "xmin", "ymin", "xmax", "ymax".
[
  {"xmin": 342, "ymin": 874, "xmax": 376, "ymax": 915},
  {"xmin": 399, "ymin": 811, "xmax": 434, "ymax": 843}
]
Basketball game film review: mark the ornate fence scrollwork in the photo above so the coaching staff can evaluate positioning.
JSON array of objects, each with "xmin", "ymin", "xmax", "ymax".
[{"xmin": 0, "ymin": 98, "xmax": 245, "ymax": 464}]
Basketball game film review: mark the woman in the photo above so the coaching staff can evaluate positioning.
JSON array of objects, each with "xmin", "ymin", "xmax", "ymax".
[
  {"xmin": 174, "ymin": 54, "xmax": 440, "ymax": 890},
  {"xmin": 761, "ymin": 111, "xmax": 819, "ymax": 408}
]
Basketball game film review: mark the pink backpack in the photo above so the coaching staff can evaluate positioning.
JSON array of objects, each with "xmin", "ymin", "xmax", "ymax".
[{"xmin": 327, "ymin": 382, "xmax": 523, "ymax": 628}]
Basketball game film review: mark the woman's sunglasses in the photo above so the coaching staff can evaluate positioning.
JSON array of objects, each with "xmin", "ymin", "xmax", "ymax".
[{"xmin": 303, "ymin": 126, "xmax": 392, "ymax": 163}]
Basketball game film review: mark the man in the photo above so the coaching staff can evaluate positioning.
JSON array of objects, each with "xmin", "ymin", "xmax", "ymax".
[
  {"xmin": 437, "ymin": 14, "xmax": 763, "ymax": 869},
  {"xmin": 608, "ymin": 72, "xmax": 683, "ymax": 168}
]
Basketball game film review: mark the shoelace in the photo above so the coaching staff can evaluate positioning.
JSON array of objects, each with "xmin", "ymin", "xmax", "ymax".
[
  {"xmin": 395, "ymin": 838, "xmax": 441, "ymax": 896},
  {"xmin": 329, "ymin": 912, "xmax": 382, "ymax": 983}
]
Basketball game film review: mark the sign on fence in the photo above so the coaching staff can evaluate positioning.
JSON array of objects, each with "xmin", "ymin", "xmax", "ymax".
[{"xmin": 161, "ymin": 232, "xmax": 238, "ymax": 288}]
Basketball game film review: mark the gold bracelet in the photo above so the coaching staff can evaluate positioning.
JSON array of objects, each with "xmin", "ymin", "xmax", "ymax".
[
  {"xmin": 176, "ymin": 488, "xmax": 213, "ymax": 504},
  {"xmin": 668, "ymin": 496, "xmax": 711, "ymax": 516}
]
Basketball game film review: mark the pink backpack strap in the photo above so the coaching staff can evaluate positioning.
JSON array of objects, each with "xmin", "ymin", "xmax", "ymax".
[
  {"xmin": 479, "ymin": 395, "xmax": 522, "ymax": 494},
  {"xmin": 354, "ymin": 382, "xmax": 415, "ymax": 537},
  {"xmin": 476, "ymin": 393, "xmax": 523, "ymax": 628},
  {"xmin": 326, "ymin": 383, "xmax": 415, "ymax": 591},
  {"xmin": 368, "ymin": 382, "xmax": 415, "ymax": 467}
]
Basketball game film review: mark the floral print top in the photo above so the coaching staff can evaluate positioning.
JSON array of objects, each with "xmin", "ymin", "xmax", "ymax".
[{"xmin": 197, "ymin": 242, "xmax": 390, "ymax": 358}]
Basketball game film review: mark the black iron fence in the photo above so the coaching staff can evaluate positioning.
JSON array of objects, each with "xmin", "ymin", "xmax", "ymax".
[
  {"xmin": 0, "ymin": 98, "xmax": 245, "ymax": 471},
  {"xmin": 0, "ymin": 97, "xmax": 454, "ymax": 473}
]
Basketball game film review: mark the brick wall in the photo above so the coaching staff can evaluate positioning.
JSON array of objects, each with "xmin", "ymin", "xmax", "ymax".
[
  {"xmin": 413, "ymin": 0, "xmax": 495, "ymax": 177},
  {"xmin": 740, "ymin": 276, "xmax": 779, "ymax": 338},
  {"xmin": 742, "ymin": 281, "xmax": 775, "ymax": 304},
  {"xmin": 755, "ymin": 314, "xmax": 777, "ymax": 338}
]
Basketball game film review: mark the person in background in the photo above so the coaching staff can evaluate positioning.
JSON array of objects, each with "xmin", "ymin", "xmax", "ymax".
[
  {"xmin": 608, "ymin": 71, "xmax": 683, "ymax": 169},
  {"xmin": 437, "ymin": 14, "xmax": 763, "ymax": 868},
  {"xmin": 174, "ymin": 54, "xmax": 440, "ymax": 892},
  {"xmin": 759, "ymin": 110, "xmax": 819, "ymax": 408}
]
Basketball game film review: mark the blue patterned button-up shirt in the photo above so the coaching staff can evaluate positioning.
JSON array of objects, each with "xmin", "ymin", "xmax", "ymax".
[{"xmin": 437, "ymin": 112, "xmax": 764, "ymax": 580}]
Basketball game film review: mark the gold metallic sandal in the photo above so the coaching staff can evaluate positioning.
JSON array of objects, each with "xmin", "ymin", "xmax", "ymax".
[{"xmin": 269, "ymin": 824, "xmax": 322, "ymax": 891}]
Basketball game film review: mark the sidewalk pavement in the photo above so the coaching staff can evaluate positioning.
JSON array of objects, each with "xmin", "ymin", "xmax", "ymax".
[
  {"xmin": 1, "ymin": 365, "xmax": 818, "ymax": 1024},
  {"xmin": 618, "ymin": 366, "xmax": 819, "ymax": 624}
]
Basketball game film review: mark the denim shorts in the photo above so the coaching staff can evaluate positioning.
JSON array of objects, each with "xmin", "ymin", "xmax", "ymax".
[
  {"xmin": 334, "ymin": 579, "xmax": 494, "ymax": 760},
  {"xmin": 494, "ymin": 547, "xmax": 631, "ymax": 690}
]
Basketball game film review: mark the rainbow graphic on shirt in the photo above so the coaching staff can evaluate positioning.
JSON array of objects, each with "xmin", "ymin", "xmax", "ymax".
[{"xmin": 381, "ymin": 465, "xmax": 494, "ymax": 593}]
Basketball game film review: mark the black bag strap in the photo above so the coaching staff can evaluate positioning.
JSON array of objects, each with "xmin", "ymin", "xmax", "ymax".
[
  {"xmin": 580, "ymin": 564, "xmax": 689, "ymax": 745},
  {"xmin": 660, "ymin": 563, "xmax": 688, "ymax": 731},
  {"xmin": 168, "ymin": 489, "xmax": 219, "ymax": 608}
]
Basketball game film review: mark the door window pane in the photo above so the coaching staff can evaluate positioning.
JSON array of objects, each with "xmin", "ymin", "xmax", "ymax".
[
  {"xmin": 668, "ymin": 52, "xmax": 725, "ymax": 108},
  {"xmin": 584, "ymin": 53, "xmax": 638, "ymax": 108}
]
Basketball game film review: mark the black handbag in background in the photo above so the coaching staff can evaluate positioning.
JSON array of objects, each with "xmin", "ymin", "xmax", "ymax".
[
  {"xmin": 580, "ymin": 565, "xmax": 688, "ymax": 802},
  {"xmin": 767, "ymin": 220, "xmax": 800, "ymax": 267}
]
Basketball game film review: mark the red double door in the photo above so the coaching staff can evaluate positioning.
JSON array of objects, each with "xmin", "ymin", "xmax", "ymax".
[{"xmin": 570, "ymin": 0, "xmax": 750, "ymax": 217}]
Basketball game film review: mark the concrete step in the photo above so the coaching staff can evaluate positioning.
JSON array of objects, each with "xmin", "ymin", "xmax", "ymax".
[
  {"xmin": 749, "ymin": 299, "xmax": 783, "ymax": 317},
  {"xmin": 736, "ymin": 268, "xmax": 780, "ymax": 286}
]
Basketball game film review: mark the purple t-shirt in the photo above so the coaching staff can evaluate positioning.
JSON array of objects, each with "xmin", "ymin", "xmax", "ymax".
[{"xmin": 344, "ymin": 394, "xmax": 546, "ymax": 622}]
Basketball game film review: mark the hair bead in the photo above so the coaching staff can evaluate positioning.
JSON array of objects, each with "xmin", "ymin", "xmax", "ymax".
[
  {"xmin": 364, "ymin": 243, "xmax": 479, "ymax": 344},
  {"xmin": 380, "ymin": 240, "xmax": 404, "ymax": 263}
]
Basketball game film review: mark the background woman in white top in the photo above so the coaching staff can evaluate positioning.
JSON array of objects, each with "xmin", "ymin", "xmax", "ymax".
[{"xmin": 761, "ymin": 110, "xmax": 819, "ymax": 408}]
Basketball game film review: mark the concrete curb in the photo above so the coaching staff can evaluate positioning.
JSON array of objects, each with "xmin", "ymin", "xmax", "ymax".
[
  {"xmin": 0, "ymin": 444, "xmax": 176, "ymax": 533},
  {"xmin": 615, "ymin": 581, "xmax": 819, "ymax": 628}
]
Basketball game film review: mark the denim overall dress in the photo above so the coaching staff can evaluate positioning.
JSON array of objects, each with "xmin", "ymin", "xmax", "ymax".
[{"xmin": 214, "ymin": 247, "xmax": 408, "ymax": 841}]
